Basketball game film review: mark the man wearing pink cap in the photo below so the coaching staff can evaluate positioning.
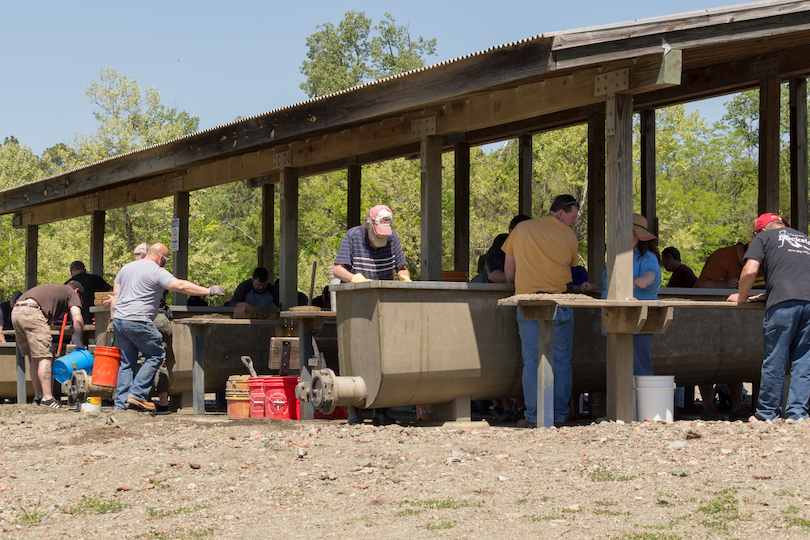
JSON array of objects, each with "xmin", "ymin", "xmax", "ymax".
[
  {"xmin": 728, "ymin": 213, "xmax": 810, "ymax": 421},
  {"xmin": 334, "ymin": 205, "xmax": 411, "ymax": 425}
]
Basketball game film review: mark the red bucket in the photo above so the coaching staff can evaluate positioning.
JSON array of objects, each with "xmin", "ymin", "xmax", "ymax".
[
  {"xmin": 92, "ymin": 346, "xmax": 120, "ymax": 388},
  {"xmin": 264, "ymin": 376, "xmax": 299, "ymax": 420},
  {"xmin": 248, "ymin": 377, "xmax": 266, "ymax": 418}
]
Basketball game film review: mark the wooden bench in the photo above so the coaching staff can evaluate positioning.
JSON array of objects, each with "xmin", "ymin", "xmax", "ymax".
[{"xmin": 499, "ymin": 294, "xmax": 765, "ymax": 427}]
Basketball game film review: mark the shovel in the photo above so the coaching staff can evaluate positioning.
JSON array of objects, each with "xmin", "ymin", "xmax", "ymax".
[{"xmin": 241, "ymin": 355, "xmax": 258, "ymax": 378}]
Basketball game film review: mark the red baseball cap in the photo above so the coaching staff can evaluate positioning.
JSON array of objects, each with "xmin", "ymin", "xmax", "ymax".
[
  {"xmin": 755, "ymin": 213, "xmax": 788, "ymax": 233},
  {"xmin": 367, "ymin": 205, "xmax": 393, "ymax": 236}
]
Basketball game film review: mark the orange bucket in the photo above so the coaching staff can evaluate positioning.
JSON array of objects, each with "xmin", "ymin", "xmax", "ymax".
[{"xmin": 92, "ymin": 346, "xmax": 121, "ymax": 387}]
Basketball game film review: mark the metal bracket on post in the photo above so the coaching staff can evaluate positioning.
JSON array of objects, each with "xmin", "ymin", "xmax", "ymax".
[
  {"xmin": 749, "ymin": 58, "xmax": 779, "ymax": 79},
  {"xmin": 279, "ymin": 340, "xmax": 291, "ymax": 376},
  {"xmin": 273, "ymin": 150, "xmax": 292, "ymax": 169},
  {"xmin": 595, "ymin": 68, "xmax": 629, "ymax": 136},
  {"xmin": 167, "ymin": 176, "xmax": 184, "ymax": 193},
  {"xmin": 411, "ymin": 116, "xmax": 436, "ymax": 138}
]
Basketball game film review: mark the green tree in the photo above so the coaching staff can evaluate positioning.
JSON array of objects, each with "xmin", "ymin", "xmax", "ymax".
[
  {"xmin": 0, "ymin": 138, "xmax": 41, "ymax": 296},
  {"xmin": 645, "ymin": 105, "xmax": 758, "ymax": 279},
  {"xmin": 71, "ymin": 67, "xmax": 199, "ymax": 165},
  {"xmin": 33, "ymin": 68, "xmax": 202, "ymax": 287},
  {"xmin": 299, "ymin": 12, "xmax": 436, "ymax": 98}
]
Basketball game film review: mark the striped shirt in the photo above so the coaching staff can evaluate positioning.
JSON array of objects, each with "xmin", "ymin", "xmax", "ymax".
[{"xmin": 334, "ymin": 225, "xmax": 406, "ymax": 280}]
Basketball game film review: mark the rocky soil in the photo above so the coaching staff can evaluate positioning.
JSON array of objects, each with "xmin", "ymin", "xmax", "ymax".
[{"xmin": 0, "ymin": 405, "xmax": 809, "ymax": 540}]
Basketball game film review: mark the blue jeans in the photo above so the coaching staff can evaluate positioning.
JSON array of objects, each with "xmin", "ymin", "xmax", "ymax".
[
  {"xmin": 113, "ymin": 319, "xmax": 166, "ymax": 409},
  {"xmin": 633, "ymin": 334, "xmax": 654, "ymax": 376},
  {"xmin": 757, "ymin": 301, "xmax": 810, "ymax": 421},
  {"xmin": 517, "ymin": 306, "xmax": 574, "ymax": 424}
]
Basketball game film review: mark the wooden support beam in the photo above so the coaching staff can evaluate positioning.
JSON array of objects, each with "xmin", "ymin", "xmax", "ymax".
[
  {"xmin": 279, "ymin": 168, "xmax": 299, "ymax": 308},
  {"xmin": 518, "ymin": 135, "xmax": 533, "ymax": 216},
  {"xmin": 173, "ymin": 192, "xmax": 190, "ymax": 306},
  {"xmin": 605, "ymin": 93, "xmax": 635, "ymax": 423},
  {"xmin": 639, "ymin": 306, "xmax": 674, "ymax": 334},
  {"xmin": 347, "ymin": 164, "xmax": 362, "ymax": 229},
  {"xmin": 639, "ymin": 43, "xmax": 810, "ymax": 111},
  {"xmin": 260, "ymin": 184, "xmax": 275, "ymax": 281},
  {"xmin": 421, "ymin": 136, "xmax": 443, "ymax": 281},
  {"xmin": 518, "ymin": 304, "xmax": 557, "ymax": 428},
  {"xmin": 640, "ymin": 109, "xmax": 657, "ymax": 234},
  {"xmin": 25, "ymin": 225, "xmax": 37, "ymax": 292},
  {"xmin": 790, "ymin": 77, "xmax": 809, "ymax": 234},
  {"xmin": 14, "ymin": 52, "xmax": 681, "ymax": 226},
  {"xmin": 587, "ymin": 112, "xmax": 607, "ymax": 283},
  {"xmin": 453, "ymin": 142, "xmax": 470, "ymax": 274},
  {"xmin": 602, "ymin": 306, "xmax": 647, "ymax": 334},
  {"xmin": 605, "ymin": 333, "xmax": 634, "ymax": 422},
  {"xmin": 759, "ymin": 75, "xmax": 781, "ymax": 214},
  {"xmin": 90, "ymin": 210, "xmax": 105, "ymax": 276},
  {"xmin": 605, "ymin": 94, "xmax": 635, "ymax": 302}
]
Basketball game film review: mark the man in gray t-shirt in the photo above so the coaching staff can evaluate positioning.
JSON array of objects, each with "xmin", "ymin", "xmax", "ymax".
[{"xmin": 108, "ymin": 242, "xmax": 224, "ymax": 412}]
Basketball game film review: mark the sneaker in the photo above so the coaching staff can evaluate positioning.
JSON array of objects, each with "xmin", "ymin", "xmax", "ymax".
[
  {"xmin": 40, "ymin": 398, "xmax": 62, "ymax": 409},
  {"xmin": 492, "ymin": 410, "xmax": 513, "ymax": 423},
  {"xmin": 32, "ymin": 397, "xmax": 41, "ymax": 406},
  {"xmin": 372, "ymin": 409, "xmax": 397, "ymax": 426},
  {"xmin": 126, "ymin": 396, "xmax": 156, "ymax": 412},
  {"xmin": 511, "ymin": 409, "xmax": 526, "ymax": 422},
  {"xmin": 516, "ymin": 418, "xmax": 536, "ymax": 428},
  {"xmin": 728, "ymin": 407, "xmax": 752, "ymax": 421},
  {"xmin": 155, "ymin": 405, "xmax": 171, "ymax": 415},
  {"xmin": 699, "ymin": 407, "xmax": 722, "ymax": 420}
]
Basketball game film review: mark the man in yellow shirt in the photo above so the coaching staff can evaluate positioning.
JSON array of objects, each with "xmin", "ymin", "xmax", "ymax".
[{"xmin": 503, "ymin": 194, "xmax": 580, "ymax": 427}]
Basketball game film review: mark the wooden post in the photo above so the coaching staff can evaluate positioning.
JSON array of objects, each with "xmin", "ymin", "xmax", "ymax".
[
  {"xmin": 24, "ymin": 225, "xmax": 37, "ymax": 292},
  {"xmin": 90, "ymin": 210, "xmax": 105, "ymax": 277},
  {"xmin": 420, "ymin": 136, "xmax": 443, "ymax": 281},
  {"xmin": 279, "ymin": 167, "xmax": 299, "ymax": 309},
  {"xmin": 790, "ymin": 77, "xmax": 808, "ymax": 234},
  {"xmin": 173, "ymin": 192, "xmax": 190, "ymax": 306},
  {"xmin": 190, "ymin": 325, "xmax": 209, "ymax": 416},
  {"xmin": 454, "ymin": 141, "xmax": 470, "ymax": 274},
  {"xmin": 347, "ymin": 164, "xmax": 362, "ymax": 229},
  {"xmin": 518, "ymin": 134, "xmax": 533, "ymax": 216},
  {"xmin": 298, "ymin": 319, "xmax": 315, "ymax": 421},
  {"xmin": 16, "ymin": 344, "xmax": 25, "ymax": 405},
  {"xmin": 261, "ymin": 184, "xmax": 275, "ymax": 281},
  {"xmin": 759, "ymin": 75, "xmax": 781, "ymax": 214},
  {"xmin": 587, "ymin": 112, "xmax": 607, "ymax": 283},
  {"xmin": 640, "ymin": 109, "xmax": 657, "ymax": 235},
  {"xmin": 605, "ymin": 94, "xmax": 635, "ymax": 422}
]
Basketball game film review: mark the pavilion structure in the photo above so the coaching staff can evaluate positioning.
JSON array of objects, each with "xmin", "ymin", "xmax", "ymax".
[{"xmin": 3, "ymin": 0, "xmax": 810, "ymax": 420}]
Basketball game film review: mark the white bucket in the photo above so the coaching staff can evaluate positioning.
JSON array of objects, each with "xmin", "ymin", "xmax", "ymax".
[{"xmin": 635, "ymin": 375, "xmax": 675, "ymax": 423}]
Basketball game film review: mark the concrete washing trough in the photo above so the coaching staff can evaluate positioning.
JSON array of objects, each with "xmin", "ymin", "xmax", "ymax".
[{"xmin": 298, "ymin": 282, "xmax": 765, "ymax": 420}]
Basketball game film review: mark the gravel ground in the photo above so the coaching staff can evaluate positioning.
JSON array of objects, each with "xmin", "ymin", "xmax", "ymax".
[{"xmin": 0, "ymin": 404, "xmax": 809, "ymax": 540}]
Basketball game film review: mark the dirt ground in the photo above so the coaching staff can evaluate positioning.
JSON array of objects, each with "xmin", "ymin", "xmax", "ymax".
[{"xmin": 0, "ymin": 404, "xmax": 809, "ymax": 540}]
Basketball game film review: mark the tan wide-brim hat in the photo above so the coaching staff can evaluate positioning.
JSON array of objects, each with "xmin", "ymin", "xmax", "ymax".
[{"xmin": 633, "ymin": 214, "xmax": 657, "ymax": 241}]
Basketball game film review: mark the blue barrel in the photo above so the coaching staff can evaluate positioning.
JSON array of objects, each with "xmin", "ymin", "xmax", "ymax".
[{"xmin": 52, "ymin": 349, "xmax": 94, "ymax": 384}]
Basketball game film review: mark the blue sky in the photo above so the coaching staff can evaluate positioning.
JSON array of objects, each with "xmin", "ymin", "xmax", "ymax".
[{"xmin": 1, "ymin": 0, "xmax": 741, "ymax": 156}]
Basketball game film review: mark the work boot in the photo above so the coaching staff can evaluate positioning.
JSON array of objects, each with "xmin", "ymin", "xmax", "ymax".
[
  {"xmin": 372, "ymin": 408, "xmax": 396, "ymax": 426},
  {"xmin": 347, "ymin": 406, "xmax": 363, "ymax": 425}
]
